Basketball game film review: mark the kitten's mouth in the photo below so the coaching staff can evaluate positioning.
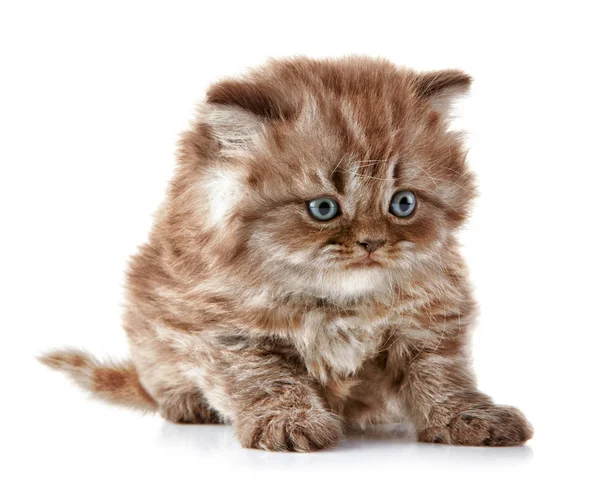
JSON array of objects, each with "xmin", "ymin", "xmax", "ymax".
[{"xmin": 347, "ymin": 256, "xmax": 381, "ymax": 268}]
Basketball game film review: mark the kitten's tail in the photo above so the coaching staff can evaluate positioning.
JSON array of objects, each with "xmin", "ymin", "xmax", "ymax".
[{"xmin": 38, "ymin": 349, "xmax": 157, "ymax": 412}]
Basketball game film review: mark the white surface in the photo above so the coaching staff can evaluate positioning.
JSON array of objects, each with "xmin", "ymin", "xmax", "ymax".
[{"xmin": 1, "ymin": 1, "xmax": 599, "ymax": 481}]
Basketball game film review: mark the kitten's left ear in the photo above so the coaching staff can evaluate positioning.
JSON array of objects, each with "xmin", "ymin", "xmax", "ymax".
[{"xmin": 413, "ymin": 70, "xmax": 472, "ymax": 116}]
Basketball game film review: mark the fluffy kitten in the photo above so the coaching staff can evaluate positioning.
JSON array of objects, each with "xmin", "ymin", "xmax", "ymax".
[{"xmin": 41, "ymin": 56, "xmax": 533, "ymax": 451}]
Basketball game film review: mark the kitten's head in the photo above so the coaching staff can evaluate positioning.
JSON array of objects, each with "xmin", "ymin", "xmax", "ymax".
[{"xmin": 171, "ymin": 57, "xmax": 475, "ymax": 301}]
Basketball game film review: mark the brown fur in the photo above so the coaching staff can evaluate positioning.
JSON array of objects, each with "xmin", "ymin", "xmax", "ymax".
[
  {"xmin": 39, "ymin": 350, "xmax": 156, "ymax": 411},
  {"xmin": 40, "ymin": 56, "xmax": 532, "ymax": 451}
]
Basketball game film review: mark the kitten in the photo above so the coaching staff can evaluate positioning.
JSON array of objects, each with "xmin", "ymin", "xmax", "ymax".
[{"xmin": 40, "ymin": 56, "xmax": 533, "ymax": 451}]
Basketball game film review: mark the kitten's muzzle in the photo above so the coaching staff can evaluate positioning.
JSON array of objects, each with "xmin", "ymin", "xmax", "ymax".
[
  {"xmin": 348, "ymin": 239, "xmax": 385, "ymax": 268},
  {"xmin": 357, "ymin": 239, "xmax": 385, "ymax": 253}
]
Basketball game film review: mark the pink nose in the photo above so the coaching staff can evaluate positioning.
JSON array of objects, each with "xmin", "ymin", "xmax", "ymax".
[{"xmin": 358, "ymin": 239, "xmax": 385, "ymax": 253}]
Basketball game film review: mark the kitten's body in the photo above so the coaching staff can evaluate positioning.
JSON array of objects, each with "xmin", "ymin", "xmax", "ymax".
[{"xmin": 42, "ymin": 57, "xmax": 532, "ymax": 451}]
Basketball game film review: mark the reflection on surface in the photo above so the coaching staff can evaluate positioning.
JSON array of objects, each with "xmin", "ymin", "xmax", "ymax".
[{"xmin": 158, "ymin": 422, "xmax": 533, "ymax": 468}]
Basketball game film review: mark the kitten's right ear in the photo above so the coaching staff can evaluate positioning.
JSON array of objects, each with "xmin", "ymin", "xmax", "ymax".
[{"xmin": 200, "ymin": 79, "xmax": 295, "ymax": 158}]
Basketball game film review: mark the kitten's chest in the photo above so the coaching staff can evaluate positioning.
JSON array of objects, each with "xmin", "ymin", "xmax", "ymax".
[{"xmin": 292, "ymin": 311, "xmax": 387, "ymax": 384}]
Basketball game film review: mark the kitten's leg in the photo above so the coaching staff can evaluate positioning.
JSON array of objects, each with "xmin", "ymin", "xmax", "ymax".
[
  {"xmin": 131, "ymin": 331, "xmax": 341, "ymax": 450},
  {"xmin": 403, "ymin": 350, "xmax": 533, "ymax": 446},
  {"xmin": 198, "ymin": 344, "xmax": 343, "ymax": 452},
  {"xmin": 158, "ymin": 389, "xmax": 221, "ymax": 424},
  {"xmin": 128, "ymin": 342, "xmax": 221, "ymax": 424},
  {"xmin": 134, "ymin": 364, "xmax": 222, "ymax": 424}
]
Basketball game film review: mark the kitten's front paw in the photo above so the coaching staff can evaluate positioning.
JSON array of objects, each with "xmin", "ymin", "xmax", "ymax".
[
  {"xmin": 236, "ymin": 408, "xmax": 342, "ymax": 452},
  {"xmin": 418, "ymin": 405, "xmax": 533, "ymax": 447}
]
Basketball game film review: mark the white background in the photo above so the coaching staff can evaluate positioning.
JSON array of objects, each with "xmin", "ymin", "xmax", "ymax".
[{"xmin": 1, "ymin": 1, "xmax": 599, "ymax": 481}]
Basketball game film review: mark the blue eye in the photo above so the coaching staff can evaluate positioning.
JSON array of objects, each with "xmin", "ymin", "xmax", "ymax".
[
  {"xmin": 307, "ymin": 198, "xmax": 340, "ymax": 221},
  {"xmin": 390, "ymin": 190, "xmax": 416, "ymax": 217}
]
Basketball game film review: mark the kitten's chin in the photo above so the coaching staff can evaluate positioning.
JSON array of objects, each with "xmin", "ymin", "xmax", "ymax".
[{"xmin": 314, "ymin": 267, "xmax": 392, "ymax": 300}]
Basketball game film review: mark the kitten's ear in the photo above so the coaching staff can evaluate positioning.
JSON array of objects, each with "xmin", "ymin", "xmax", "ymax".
[
  {"xmin": 201, "ymin": 79, "xmax": 295, "ymax": 157},
  {"xmin": 413, "ymin": 70, "xmax": 472, "ymax": 116},
  {"xmin": 199, "ymin": 103, "xmax": 265, "ymax": 158}
]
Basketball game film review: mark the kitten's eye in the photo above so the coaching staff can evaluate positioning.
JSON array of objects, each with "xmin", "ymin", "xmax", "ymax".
[
  {"xmin": 390, "ymin": 190, "xmax": 417, "ymax": 217},
  {"xmin": 307, "ymin": 198, "xmax": 340, "ymax": 221}
]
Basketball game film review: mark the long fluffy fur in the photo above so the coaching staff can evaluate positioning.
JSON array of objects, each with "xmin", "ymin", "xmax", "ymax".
[
  {"xmin": 41, "ymin": 56, "xmax": 532, "ymax": 451},
  {"xmin": 39, "ymin": 349, "xmax": 156, "ymax": 411}
]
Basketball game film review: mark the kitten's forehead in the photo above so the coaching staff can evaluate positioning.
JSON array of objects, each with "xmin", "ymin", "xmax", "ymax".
[
  {"xmin": 268, "ymin": 96, "xmax": 470, "ymax": 213},
  {"xmin": 256, "ymin": 153, "xmax": 396, "ymax": 203},
  {"xmin": 325, "ymin": 157, "xmax": 395, "ymax": 206}
]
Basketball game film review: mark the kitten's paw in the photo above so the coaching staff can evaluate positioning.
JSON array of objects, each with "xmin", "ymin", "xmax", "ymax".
[
  {"xmin": 236, "ymin": 408, "xmax": 343, "ymax": 452},
  {"xmin": 159, "ymin": 392, "xmax": 221, "ymax": 424},
  {"xmin": 418, "ymin": 405, "xmax": 533, "ymax": 447}
]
